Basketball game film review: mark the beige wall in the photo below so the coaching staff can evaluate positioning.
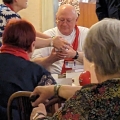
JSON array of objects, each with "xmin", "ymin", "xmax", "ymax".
[{"xmin": 19, "ymin": 0, "xmax": 41, "ymax": 31}]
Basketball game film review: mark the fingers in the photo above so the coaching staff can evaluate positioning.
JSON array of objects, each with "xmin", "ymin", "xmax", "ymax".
[
  {"xmin": 63, "ymin": 44, "xmax": 72, "ymax": 50},
  {"xmin": 30, "ymin": 87, "xmax": 45, "ymax": 107},
  {"xmin": 53, "ymin": 36, "xmax": 71, "ymax": 50},
  {"xmin": 64, "ymin": 41, "xmax": 71, "ymax": 46},
  {"xmin": 57, "ymin": 52, "xmax": 67, "ymax": 59},
  {"xmin": 38, "ymin": 103, "xmax": 47, "ymax": 115},
  {"xmin": 31, "ymin": 94, "xmax": 47, "ymax": 107},
  {"xmin": 38, "ymin": 103, "xmax": 45, "ymax": 107}
]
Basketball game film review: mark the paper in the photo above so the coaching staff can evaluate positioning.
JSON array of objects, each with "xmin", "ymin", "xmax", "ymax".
[
  {"xmin": 56, "ymin": 78, "xmax": 73, "ymax": 85},
  {"xmin": 66, "ymin": 71, "xmax": 82, "ymax": 86}
]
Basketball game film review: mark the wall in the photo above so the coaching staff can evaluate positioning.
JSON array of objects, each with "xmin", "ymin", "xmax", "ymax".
[
  {"xmin": 19, "ymin": 0, "xmax": 41, "ymax": 31},
  {"xmin": 77, "ymin": 2, "xmax": 98, "ymax": 28}
]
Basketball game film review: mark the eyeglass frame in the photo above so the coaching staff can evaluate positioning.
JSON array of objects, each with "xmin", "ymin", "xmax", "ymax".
[{"xmin": 56, "ymin": 18, "xmax": 76, "ymax": 24}]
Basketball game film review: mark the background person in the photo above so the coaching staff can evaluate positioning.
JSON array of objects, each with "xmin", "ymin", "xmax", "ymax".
[
  {"xmin": 31, "ymin": 18, "xmax": 120, "ymax": 120},
  {"xmin": 96, "ymin": 0, "xmax": 120, "ymax": 20},
  {"xmin": 0, "ymin": 19, "xmax": 56, "ymax": 120},
  {"xmin": 32, "ymin": 4, "xmax": 89, "ymax": 74}
]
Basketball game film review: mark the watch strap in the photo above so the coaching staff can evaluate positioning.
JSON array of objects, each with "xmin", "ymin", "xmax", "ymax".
[{"xmin": 73, "ymin": 51, "xmax": 79, "ymax": 59}]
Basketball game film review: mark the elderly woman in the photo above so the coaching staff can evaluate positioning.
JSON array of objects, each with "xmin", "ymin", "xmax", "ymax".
[
  {"xmin": 0, "ymin": 0, "xmax": 69, "ymax": 49},
  {"xmin": 0, "ymin": 19, "xmax": 57, "ymax": 120},
  {"xmin": 30, "ymin": 18, "xmax": 120, "ymax": 120}
]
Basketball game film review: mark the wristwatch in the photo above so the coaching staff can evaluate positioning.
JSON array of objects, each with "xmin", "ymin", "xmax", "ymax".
[{"xmin": 73, "ymin": 51, "xmax": 79, "ymax": 59}]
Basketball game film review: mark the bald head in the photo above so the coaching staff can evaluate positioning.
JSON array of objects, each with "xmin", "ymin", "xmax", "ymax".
[{"xmin": 56, "ymin": 4, "xmax": 78, "ymax": 19}]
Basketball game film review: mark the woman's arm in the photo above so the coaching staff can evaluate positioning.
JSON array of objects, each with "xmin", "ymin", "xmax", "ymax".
[
  {"xmin": 35, "ymin": 36, "xmax": 70, "ymax": 50},
  {"xmin": 31, "ymin": 85, "xmax": 81, "ymax": 107},
  {"xmin": 36, "ymin": 31, "xmax": 50, "ymax": 38}
]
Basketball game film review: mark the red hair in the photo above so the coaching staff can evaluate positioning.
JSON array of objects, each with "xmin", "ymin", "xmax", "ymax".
[{"xmin": 2, "ymin": 19, "xmax": 36, "ymax": 51}]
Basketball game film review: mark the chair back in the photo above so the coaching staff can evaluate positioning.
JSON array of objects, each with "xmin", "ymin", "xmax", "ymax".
[
  {"xmin": 7, "ymin": 91, "xmax": 32, "ymax": 120},
  {"xmin": 7, "ymin": 91, "xmax": 65, "ymax": 120}
]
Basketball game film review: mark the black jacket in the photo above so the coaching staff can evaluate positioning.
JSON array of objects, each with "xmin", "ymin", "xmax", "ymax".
[
  {"xmin": 96, "ymin": 0, "xmax": 120, "ymax": 20},
  {"xmin": 0, "ymin": 53, "xmax": 56, "ymax": 120}
]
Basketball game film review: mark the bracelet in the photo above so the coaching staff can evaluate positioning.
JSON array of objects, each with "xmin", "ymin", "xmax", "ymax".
[
  {"xmin": 54, "ymin": 84, "xmax": 61, "ymax": 97},
  {"xmin": 50, "ymin": 36, "xmax": 54, "ymax": 47},
  {"xmin": 32, "ymin": 112, "xmax": 46, "ymax": 120}
]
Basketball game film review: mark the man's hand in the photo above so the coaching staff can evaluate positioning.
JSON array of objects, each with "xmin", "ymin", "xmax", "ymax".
[
  {"xmin": 53, "ymin": 36, "xmax": 71, "ymax": 50},
  {"xmin": 48, "ymin": 48, "xmax": 64, "ymax": 62},
  {"xmin": 57, "ymin": 46, "xmax": 76, "ymax": 59}
]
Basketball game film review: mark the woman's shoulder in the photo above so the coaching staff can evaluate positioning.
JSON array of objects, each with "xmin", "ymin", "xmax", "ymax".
[
  {"xmin": 78, "ymin": 79, "xmax": 120, "ymax": 97},
  {"xmin": 0, "ymin": 4, "xmax": 21, "ymax": 19},
  {"xmin": 81, "ymin": 83, "xmax": 98, "ymax": 91}
]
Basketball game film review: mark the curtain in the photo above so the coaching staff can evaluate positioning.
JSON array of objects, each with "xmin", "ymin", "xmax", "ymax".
[{"xmin": 40, "ymin": 0, "xmax": 58, "ymax": 32}]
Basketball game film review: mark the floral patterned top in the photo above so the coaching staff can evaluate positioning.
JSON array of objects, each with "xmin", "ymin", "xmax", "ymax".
[
  {"xmin": 39, "ymin": 79, "xmax": 120, "ymax": 120},
  {"xmin": 0, "ymin": 4, "xmax": 21, "ymax": 42}
]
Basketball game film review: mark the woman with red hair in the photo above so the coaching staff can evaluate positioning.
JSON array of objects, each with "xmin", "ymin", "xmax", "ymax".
[{"xmin": 0, "ymin": 19, "xmax": 56, "ymax": 120}]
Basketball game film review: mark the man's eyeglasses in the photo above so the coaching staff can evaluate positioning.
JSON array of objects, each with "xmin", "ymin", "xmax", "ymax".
[{"xmin": 56, "ymin": 18, "xmax": 74, "ymax": 24}]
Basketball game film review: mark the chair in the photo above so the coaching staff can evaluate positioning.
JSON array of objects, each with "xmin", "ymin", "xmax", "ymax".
[
  {"xmin": 7, "ymin": 91, "xmax": 32, "ymax": 120},
  {"xmin": 7, "ymin": 91, "xmax": 65, "ymax": 120}
]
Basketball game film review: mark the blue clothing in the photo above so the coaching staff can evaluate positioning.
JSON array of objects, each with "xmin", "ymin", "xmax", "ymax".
[
  {"xmin": 0, "ymin": 53, "xmax": 56, "ymax": 120},
  {"xmin": 0, "ymin": 4, "xmax": 21, "ymax": 41}
]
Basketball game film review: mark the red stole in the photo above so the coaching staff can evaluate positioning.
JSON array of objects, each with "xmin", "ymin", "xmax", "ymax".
[
  {"xmin": 4, "ymin": 3, "xmax": 14, "ymax": 11},
  {"xmin": 61, "ymin": 25, "xmax": 80, "ymax": 74},
  {"xmin": 0, "ymin": 44, "xmax": 29, "ymax": 60}
]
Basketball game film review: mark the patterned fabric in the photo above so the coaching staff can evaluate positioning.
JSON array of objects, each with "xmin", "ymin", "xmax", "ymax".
[
  {"xmin": 39, "ymin": 79, "xmax": 120, "ymax": 120},
  {"xmin": 60, "ymin": 0, "xmax": 80, "ymax": 15},
  {"xmin": 0, "ymin": 4, "xmax": 21, "ymax": 40},
  {"xmin": 38, "ymin": 74, "xmax": 56, "ymax": 86}
]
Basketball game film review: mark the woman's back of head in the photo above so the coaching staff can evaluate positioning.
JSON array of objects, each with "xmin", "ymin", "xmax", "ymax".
[
  {"xmin": 2, "ymin": 0, "xmax": 13, "ymax": 4},
  {"xmin": 84, "ymin": 18, "xmax": 120, "ymax": 76},
  {"xmin": 2, "ymin": 19, "xmax": 36, "ymax": 51}
]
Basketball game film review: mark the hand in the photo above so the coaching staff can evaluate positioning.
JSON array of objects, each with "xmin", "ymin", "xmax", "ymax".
[
  {"xmin": 57, "ymin": 46, "xmax": 76, "ymax": 59},
  {"xmin": 53, "ymin": 36, "xmax": 71, "ymax": 50},
  {"xmin": 48, "ymin": 48, "xmax": 64, "ymax": 62},
  {"xmin": 30, "ymin": 103, "xmax": 47, "ymax": 120},
  {"xmin": 31, "ymin": 85, "xmax": 55, "ymax": 107}
]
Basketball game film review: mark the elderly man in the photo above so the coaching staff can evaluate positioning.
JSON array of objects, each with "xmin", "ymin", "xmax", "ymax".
[{"xmin": 32, "ymin": 4, "xmax": 89, "ymax": 74}]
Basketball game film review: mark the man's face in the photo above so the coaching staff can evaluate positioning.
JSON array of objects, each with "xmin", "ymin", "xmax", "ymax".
[{"xmin": 56, "ymin": 11, "xmax": 77, "ymax": 36}]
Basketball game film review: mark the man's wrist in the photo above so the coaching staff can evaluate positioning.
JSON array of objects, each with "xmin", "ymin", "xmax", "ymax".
[{"xmin": 72, "ymin": 51, "xmax": 79, "ymax": 59}]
